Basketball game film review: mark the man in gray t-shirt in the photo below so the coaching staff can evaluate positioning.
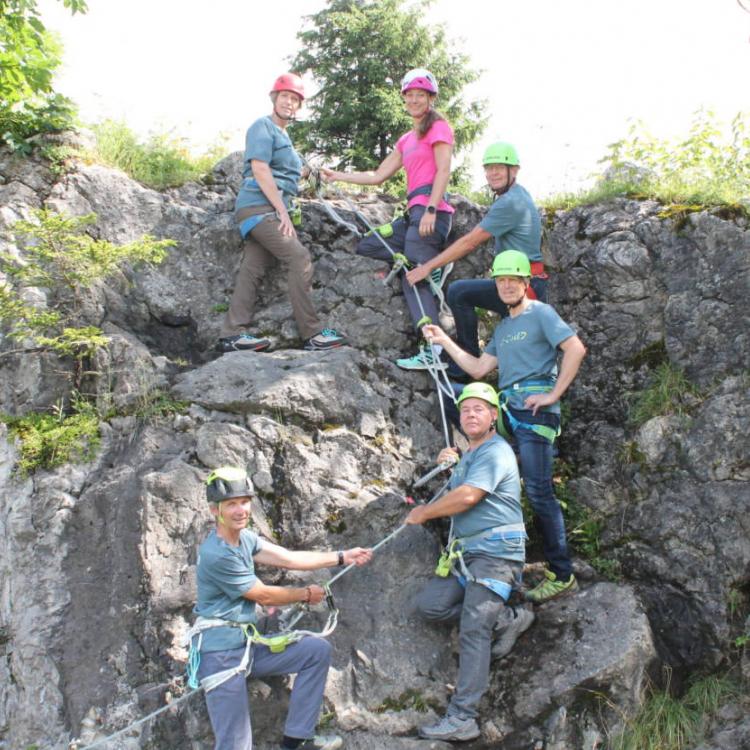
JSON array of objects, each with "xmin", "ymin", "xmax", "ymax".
[
  {"xmin": 422, "ymin": 250, "xmax": 586, "ymax": 605},
  {"xmin": 191, "ymin": 466, "xmax": 371, "ymax": 750},
  {"xmin": 404, "ymin": 141, "xmax": 547, "ymax": 378},
  {"xmin": 405, "ymin": 382, "xmax": 534, "ymax": 742}
]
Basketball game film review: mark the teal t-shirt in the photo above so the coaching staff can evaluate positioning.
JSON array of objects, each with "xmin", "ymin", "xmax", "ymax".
[
  {"xmin": 194, "ymin": 528, "xmax": 263, "ymax": 652},
  {"xmin": 478, "ymin": 183, "xmax": 542, "ymax": 262},
  {"xmin": 449, "ymin": 434, "xmax": 524, "ymax": 562},
  {"xmin": 235, "ymin": 116, "xmax": 302, "ymax": 211},
  {"xmin": 485, "ymin": 301, "xmax": 574, "ymax": 414}
]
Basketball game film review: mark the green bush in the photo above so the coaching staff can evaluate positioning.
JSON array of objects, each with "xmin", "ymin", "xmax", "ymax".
[
  {"xmin": 89, "ymin": 120, "xmax": 227, "ymax": 190},
  {"xmin": 543, "ymin": 110, "xmax": 750, "ymax": 212},
  {"xmin": 0, "ymin": 209, "xmax": 173, "ymax": 362},
  {"xmin": 2, "ymin": 399, "xmax": 100, "ymax": 475},
  {"xmin": 0, "ymin": 1, "xmax": 86, "ymax": 151}
]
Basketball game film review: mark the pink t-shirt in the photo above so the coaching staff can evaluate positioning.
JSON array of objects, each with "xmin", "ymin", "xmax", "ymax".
[{"xmin": 396, "ymin": 119, "xmax": 455, "ymax": 213}]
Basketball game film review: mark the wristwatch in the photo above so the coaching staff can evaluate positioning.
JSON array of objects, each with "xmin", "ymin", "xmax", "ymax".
[{"xmin": 426, "ymin": 206, "xmax": 436, "ymax": 214}]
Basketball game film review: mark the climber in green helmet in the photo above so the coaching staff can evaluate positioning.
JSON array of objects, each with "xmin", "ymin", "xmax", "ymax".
[
  {"xmin": 405, "ymin": 141, "xmax": 548, "ymax": 379},
  {"xmin": 421, "ymin": 250, "xmax": 587, "ymax": 604},
  {"xmin": 191, "ymin": 466, "xmax": 372, "ymax": 750},
  {"xmin": 404, "ymin": 381, "xmax": 534, "ymax": 741}
]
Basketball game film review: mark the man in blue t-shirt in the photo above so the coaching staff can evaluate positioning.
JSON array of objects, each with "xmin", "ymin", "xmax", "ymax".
[
  {"xmin": 404, "ymin": 141, "xmax": 546, "ymax": 378},
  {"xmin": 191, "ymin": 466, "xmax": 372, "ymax": 750},
  {"xmin": 422, "ymin": 250, "xmax": 586, "ymax": 605},
  {"xmin": 404, "ymin": 382, "xmax": 534, "ymax": 743}
]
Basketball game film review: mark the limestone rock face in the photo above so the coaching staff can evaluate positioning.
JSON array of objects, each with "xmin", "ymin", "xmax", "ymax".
[{"xmin": 0, "ymin": 144, "xmax": 747, "ymax": 750}]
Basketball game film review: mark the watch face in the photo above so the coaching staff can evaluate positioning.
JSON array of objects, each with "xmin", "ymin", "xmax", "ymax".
[{"xmin": 427, "ymin": 206, "xmax": 436, "ymax": 214}]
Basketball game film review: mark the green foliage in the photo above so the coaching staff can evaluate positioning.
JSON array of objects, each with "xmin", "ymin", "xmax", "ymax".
[
  {"xmin": 554, "ymin": 460, "xmax": 621, "ymax": 580},
  {"xmin": 374, "ymin": 688, "xmax": 437, "ymax": 714},
  {"xmin": 543, "ymin": 110, "xmax": 750, "ymax": 212},
  {"xmin": 0, "ymin": 209, "xmax": 173, "ymax": 361},
  {"xmin": 0, "ymin": 0, "xmax": 86, "ymax": 151},
  {"xmin": 88, "ymin": 120, "xmax": 228, "ymax": 190},
  {"xmin": 2, "ymin": 397, "xmax": 100, "ymax": 475},
  {"xmin": 629, "ymin": 362, "xmax": 703, "ymax": 427},
  {"xmin": 211, "ymin": 302, "xmax": 229, "ymax": 314},
  {"xmin": 610, "ymin": 675, "xmax": 740, "ymax": 750},
  {"xmin": 289, "ymin": 0, "xmax": 486, "ymax": 175},
  {"xmin": 129, "ymin": 390, "xmax": 190, "ymax": 421}
]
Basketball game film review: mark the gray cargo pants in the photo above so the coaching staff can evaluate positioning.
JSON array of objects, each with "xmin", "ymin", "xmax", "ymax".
[
  {"xmin": 416, "ymin": 554, "xmax": 523, "ymax": 719},
  {"xmin": 197, "ymin": 636, "xmax": 332, "ymax": 749}
]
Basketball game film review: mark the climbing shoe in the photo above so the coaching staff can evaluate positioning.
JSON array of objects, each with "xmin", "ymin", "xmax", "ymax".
[
  {"xmin": 524, "ymin": 570, "xmax": 578, "ymax": 603},
  {"xmin": 217, "ymin": 333, "xmax": 271, "ymax": 352},
  {"xmin": 492, "ymin": 605, "xmax": 535, "ymax": 659},
  {"xmin": 303, "ymin": 328, "xmax": 347, "ymax": 351},
  {"xmin": 419, "ymin": 714, "xmax": 480, "ymax": 741},
  {"xmin": 395, "ymin": 346, "xmax": 447, "ymax": 371},
  {"xmin": 429, "ymin": 261, "xmax": 454, "ymax": 291}
]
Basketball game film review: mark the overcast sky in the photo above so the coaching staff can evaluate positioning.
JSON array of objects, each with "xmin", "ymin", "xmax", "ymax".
[{"xmin": 39, "ymin": 0, "xmax": 750, "ymax": 197}]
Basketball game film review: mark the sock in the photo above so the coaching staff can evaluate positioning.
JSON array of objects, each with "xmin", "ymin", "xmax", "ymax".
[{"xmin": 281, "ymin": 736, "xmax": 303, "ymax": 749}]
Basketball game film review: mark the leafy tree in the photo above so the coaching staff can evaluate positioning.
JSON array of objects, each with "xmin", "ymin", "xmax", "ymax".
[
  {"xmin": 289, "ymin": 0, "xmax": 486, "ymax": 177},
  {"xmin": 0, "ymin": 0, "xmax": 87, "ymax": 152},
  {"xmin": 0, "ymin": 209, "xmax": 174, "ymax": 363}
]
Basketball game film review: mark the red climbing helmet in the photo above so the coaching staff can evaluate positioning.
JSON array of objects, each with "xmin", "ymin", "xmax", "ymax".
[{"xmin": 270, "ymin": 73, "xmax": 305, "ymax": 100}]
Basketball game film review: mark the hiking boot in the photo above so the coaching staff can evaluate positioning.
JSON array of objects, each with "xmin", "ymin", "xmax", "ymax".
[
  {"xmin": 419, "ymin": 713, "xmax": 480, "ymax": 742},
  {"xmin": 395, "ymin": 346, "xmax": 447, "ymax": 371},
  {"xmin": 217, "ymin": 333, "xmax": 271, "ymax": 353},
  {"xmin": 429, "ymin": 262, "xmax": 454, "ymax": 292},
  {"xmin": 303, "ymin": 328, "xmax": 347, "ymax": 351},
  {"xmin": 280, "ymin": 735, "xmax": 343, "ymax": 750},
  {"xmin": 491, "ymin": 605, "xmax": 535, "ymax": 659},
  {"xmin": 524, "ymin": 570, "xmax": 578, "ymax": 604}
]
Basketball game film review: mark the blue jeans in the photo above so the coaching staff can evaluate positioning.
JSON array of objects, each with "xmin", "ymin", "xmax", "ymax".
[
  {"xmin": 445, "ymin": 276, "xmax": 549, "ymax": 369},
  {"xmin": 509, "ymin": 407, "xmax": 572, "ymax": 580},
  {"xmin": 356, "ymin": 205, "xmax": 452, "ymax": 330}
]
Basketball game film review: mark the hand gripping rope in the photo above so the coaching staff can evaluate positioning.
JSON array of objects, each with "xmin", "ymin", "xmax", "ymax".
[
  {"xmin": 302, "ymin": 161, "xmax": 457, "ymax": 449},
  {"xmin": 67, "ymin": 474, "xmax": 452, "ymax": 750}
]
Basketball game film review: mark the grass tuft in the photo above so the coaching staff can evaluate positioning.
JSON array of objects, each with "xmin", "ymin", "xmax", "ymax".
[
  {"xmin": 629, "ymin": 362, "xmax": 702, "ymax": 426},
  {"xmin": 88, "ymin": 120, "xmax": 228, "ymax": 190}
]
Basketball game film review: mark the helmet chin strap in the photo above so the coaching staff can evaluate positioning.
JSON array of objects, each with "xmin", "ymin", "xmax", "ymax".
[
  {"xmin": 492, "ymin": 165, "xmax": 516, "ymax": 197},
  {"xmin": 506, "ymin": 281, "xmax": 530, "ymax": 310},
  {"xmin": 274, "ymin": 106, "xmax": 295, "ymax": 122}
]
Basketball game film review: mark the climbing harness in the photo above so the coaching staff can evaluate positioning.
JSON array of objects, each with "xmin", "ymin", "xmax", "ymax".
[
  {"xmin": 435, "ymin": 520, "xmax": 527, "ymax": 601},
  {"xmin": 497, "ymin": 379, "xmax": 561, "ymax": 443},
  {"xmin": 68, "ymin": 477, "xmax": 452, "ymax": 750},
  {"xmin": 185, "ymin": 585, "xmax": 339, "ymax": 693}
]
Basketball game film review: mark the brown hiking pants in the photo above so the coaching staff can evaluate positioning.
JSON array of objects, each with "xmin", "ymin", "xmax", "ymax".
[{"xmin": 221, "ymin": 205, "xmax": 322, "ymax": 340}]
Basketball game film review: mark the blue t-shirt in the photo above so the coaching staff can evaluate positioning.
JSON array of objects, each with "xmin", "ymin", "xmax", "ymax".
[
  {"xmin": 478, "ymin": 183, "xmax": 542, "ymax": 262},
  {"xmin": 235, "ymin": 116, "xmax": 302, "ymax": 211},
  {"xmin": 485, "ymin": 301, "xmax": 574, "ymax": 414},
  {"xmin": 194, "ymin": 528, "xmax": 263, "ymax": 652},
  {"xmin": 449, "ymin": 434, "xmax": 524, "ymax": 561}
]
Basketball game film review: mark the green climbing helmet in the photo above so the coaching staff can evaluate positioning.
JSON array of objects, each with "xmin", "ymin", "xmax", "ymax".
[
  {"xmin": 206, "ymin": 466, "xmax": 253, "ymax": 503},
  {"xmin": 482, "ymin": 141, "xmax": 520, "ymax": 167},
  {"xmin": 456, "ymin": 382, "xmax": 499, "ymax": 409},
  {"xmin": 491, "ymin": 250, "xmax": 531, "ymax": 278}
]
